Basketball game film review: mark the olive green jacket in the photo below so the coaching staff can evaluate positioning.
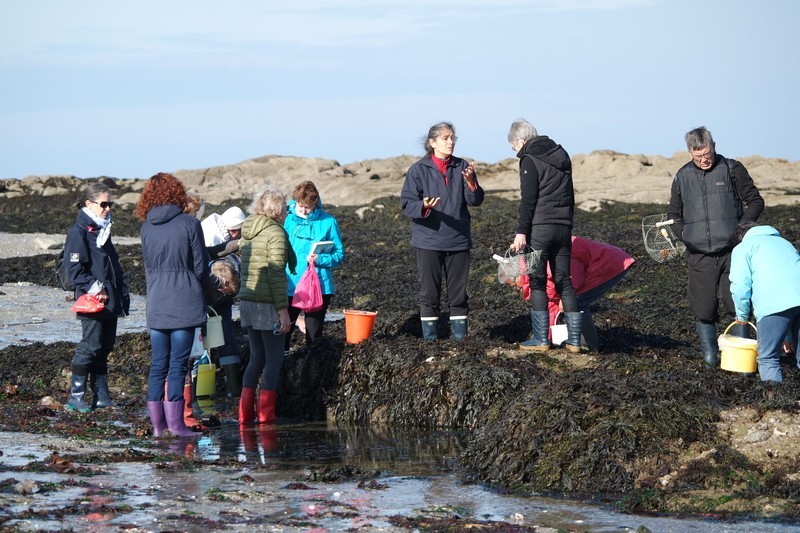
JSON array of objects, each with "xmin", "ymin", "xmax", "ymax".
[{"xmin": 238, "ymin": 215, "xmax": 297, "ymax": 307}]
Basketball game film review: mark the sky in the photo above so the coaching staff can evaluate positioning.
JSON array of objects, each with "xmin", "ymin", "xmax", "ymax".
[{"xmin": 1, "ymin": 0, "xmax": 798, "ymax": 180}]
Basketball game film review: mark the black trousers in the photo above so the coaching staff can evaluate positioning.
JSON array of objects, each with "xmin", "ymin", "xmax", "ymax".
[
  {"xmin": 529, "ymin": 224, "xmax": 578, "ymax": 312},
  {"xmin": 686, "ymin": 250, "xmax": 735, "ymax": 324},
  {"xmin": 72, "ymin": 317, "xmax": 117, "ymax": 376},
  {"xmin": 285, "ymin": 293, "xmax": 334, "ymax": 350},
  {"xmin": 414, "ymin": 248, "xmax": 470, "ymax": 318}
]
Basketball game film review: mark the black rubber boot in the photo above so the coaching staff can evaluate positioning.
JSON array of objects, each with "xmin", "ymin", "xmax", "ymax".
[
  {"xmin": 520, "ymin": 310, "xmax": 551, "ymax": 351},
  {"xmin": 565, "ymin": 311, "xmax": 584, "ymax": 353},
  {"xmin": 696, "ymin": 320, "xmax": 719, "ymax": 368},
  {"xmin": 450, "ymin": 317, "xmax": 468, "ymax": 341},
  {"xmin": 65, "ymin": 374, "xmax": 91, "ymax": 413},
  {"xmin": 222, "ymin": 364, "xmax": 242, "ymax": 398},
  {"xmin": 90, "ymin": 374, "xmax": 113, "ymax": 409}
]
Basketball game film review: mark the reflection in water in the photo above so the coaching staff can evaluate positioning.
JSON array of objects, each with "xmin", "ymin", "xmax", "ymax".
[{"xmin": 195, "ymin": 418, "xmax": 465, "ymax": 476}]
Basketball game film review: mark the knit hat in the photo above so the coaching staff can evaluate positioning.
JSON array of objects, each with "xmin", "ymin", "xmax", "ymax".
[{"xmin": 220, "ymin": 207, "xmax": 246, "ymax": 230}]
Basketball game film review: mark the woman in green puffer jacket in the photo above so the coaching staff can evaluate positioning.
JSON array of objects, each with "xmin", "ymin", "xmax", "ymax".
[{"xmin": 237, "ymin": 184, "xmax": 297, "ymax": 426}]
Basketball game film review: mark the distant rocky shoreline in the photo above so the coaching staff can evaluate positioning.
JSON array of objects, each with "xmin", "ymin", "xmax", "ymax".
[{"xmin": 2, "ymin": 151, "xmax": 799, "ymax": 209}]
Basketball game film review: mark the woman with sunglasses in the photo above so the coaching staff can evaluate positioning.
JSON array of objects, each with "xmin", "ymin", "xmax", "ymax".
[
  {"xmin": 237, "ymin": 184, "xmax": 296, "ymax": 425},
  {"xmin": 63, "ymin": 182, "xmax": 130, "ymax": 413}
]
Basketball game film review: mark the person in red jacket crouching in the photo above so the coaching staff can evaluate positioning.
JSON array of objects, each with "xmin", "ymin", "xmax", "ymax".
[{"xmin": 546, "ymin": 237, "xmax": 635, "ymax": 352}]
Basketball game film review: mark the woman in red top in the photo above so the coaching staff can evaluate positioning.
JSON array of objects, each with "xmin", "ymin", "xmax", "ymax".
[{"xmin": 546, "ymin": 236, "xmax": 635, "ymax": 352}]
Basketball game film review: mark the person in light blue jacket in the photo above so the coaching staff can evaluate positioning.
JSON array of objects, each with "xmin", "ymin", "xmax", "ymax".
[
  {"xmin": 730, "ymin": 221, "xmax": 800, "ymax": 382},
  {"xmin": 284, "ymin": 181, "xmax": 344, "ymax": 353}
]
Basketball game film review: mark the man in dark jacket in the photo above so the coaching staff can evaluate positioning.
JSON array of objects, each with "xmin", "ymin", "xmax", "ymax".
[
  {"xmin": 508, "ymin": 118, "xmax": 582, "ymax": 353},
  {"xmin": 667, "ymin": 126, "xmax": 764, "ymax": 367}
]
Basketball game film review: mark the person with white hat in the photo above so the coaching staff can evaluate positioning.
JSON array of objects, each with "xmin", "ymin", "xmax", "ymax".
[{"xmin": 200, "ymin": 205, "xmax": 248, "ymax": 399}]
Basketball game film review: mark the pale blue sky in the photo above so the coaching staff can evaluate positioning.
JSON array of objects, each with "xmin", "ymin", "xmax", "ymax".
[{"xmin": 0, "ymin": 0, "xmax": 797, "ymax": 179}]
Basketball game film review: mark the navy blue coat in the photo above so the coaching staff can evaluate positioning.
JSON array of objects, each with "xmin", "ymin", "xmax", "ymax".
[
  {"xmin": 140, "ymin": 204, "xmax": 210, "ymax": 329},
  {"xmin": 64, "ymin": 209, "xmax": 130, "ymax": 319},
  {"xmin": 400, "ymin": 155, "xmax": 484, "ymax": 251}
]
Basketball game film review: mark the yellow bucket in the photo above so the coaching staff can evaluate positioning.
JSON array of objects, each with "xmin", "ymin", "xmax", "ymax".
[
  {"xmin": 196, "ymin": 363, "xmax": 217, "ymax": 396},
  {"xmin": 718, "ymin": 322, "xmax": 758, "ymax": 373}
]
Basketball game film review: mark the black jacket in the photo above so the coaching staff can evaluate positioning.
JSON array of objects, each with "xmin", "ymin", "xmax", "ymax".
[
  {"xmin": 515, "ymin": 136, "xmax": 574, "ymax": 235},
  {"xmin": 668, "ymin": 155, "xmax": 764, "ymax": 254},
  {"xmin": 64, "ymin": 209, "xmax": 130, "ymax": 319}
]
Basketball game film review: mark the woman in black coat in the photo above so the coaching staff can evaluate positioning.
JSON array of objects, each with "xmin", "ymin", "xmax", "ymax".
[{"xmin": 63, "ymin": 182, "xmax": 130, "ymax": 412}]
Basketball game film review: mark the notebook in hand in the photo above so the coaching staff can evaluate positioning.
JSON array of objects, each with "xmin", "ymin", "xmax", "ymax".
[{"xmin": 310, "ymin": 241, "xmax": 335, "ymax": 255}]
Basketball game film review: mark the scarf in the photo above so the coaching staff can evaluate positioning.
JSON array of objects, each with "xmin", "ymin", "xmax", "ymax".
[{"xmin": 81, "ymin": 207, "xmax": 112, "ymax": 247}]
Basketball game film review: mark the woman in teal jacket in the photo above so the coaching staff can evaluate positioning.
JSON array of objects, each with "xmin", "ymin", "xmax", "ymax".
[
  {"xmin": 283, "ymin": 181, "xmax": 344, "ymax": 353},
  {"xmin": 730, "ymin": 221, "xmax": 800, "ymax": 382}
]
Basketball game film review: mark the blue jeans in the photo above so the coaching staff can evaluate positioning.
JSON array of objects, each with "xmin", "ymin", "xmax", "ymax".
[
  {"xmin": 148, "ymin": 328, "xmax": 194, "ymax": 401},
  {"xmin": 756, "ymin": 306, "xmax": 800, "ymax": 382}
]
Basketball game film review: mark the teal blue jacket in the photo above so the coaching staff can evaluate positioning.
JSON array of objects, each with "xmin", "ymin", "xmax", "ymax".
[
  {"xmin": 284, "ymin": 200, "xmax": 344, "ymax": 297},
  {"xmin": 730, "ymin": 225, "xmax": 800, "ymax": 322}
]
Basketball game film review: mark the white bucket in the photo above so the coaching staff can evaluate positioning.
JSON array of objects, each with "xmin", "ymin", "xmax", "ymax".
[{"xmin": 203, "ymin": 306, "xmax": 225, "ymax": 349}]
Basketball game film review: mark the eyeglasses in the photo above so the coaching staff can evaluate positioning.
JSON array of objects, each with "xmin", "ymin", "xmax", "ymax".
[
  {"xmin": 90, "ymin": 200, "xmax": 114, "ymax": 209},
  {"xmin": 691, "ymin": 149, "xmax": 714, "ymax": 163}
]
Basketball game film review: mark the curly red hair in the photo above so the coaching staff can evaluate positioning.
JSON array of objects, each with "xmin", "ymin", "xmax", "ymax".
[{"xmin": 134, "ymin": 172, "xmax": 190, "ymax": 221}]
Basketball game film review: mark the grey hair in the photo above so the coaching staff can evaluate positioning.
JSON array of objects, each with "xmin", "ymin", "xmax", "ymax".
[
  {"xmin": 76, "ymin": 182, "xmax": 112, "ymax": 209},
  {"xmin": 685, "ymin": 126, "xmax": 714, "ymax": 151},
  {"xmin": 249, "ymin": 183, "xmax": 287, "ymax": 220},
  {"xmin": 507, "ymin": 118, "xmax": 538, "ymax": 144},
  {"xmin": 421, "ymin": 122, "xmax": 455, "ymax": 155}
]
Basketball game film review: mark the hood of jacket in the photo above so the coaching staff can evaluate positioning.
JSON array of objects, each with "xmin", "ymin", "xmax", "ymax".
[
  {"xmin": 287, "ymin": 199, "xmax": 325, "ymax": 223},
  {"xmin": 519, "ymin": 135, "xmax": 572, "ymax": 174},
  {"xmin": 242, "ymin": 214, "xmax": 281, "ymax": 240},
  {"xmin": 146, "ymin": 204, "xmax": 184, "ymax": 225}
]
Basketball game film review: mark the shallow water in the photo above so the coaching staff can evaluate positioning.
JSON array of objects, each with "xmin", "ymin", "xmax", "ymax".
[{"xmin": 1, "ymin": 425, "xmax": 797, "ymax": 532}]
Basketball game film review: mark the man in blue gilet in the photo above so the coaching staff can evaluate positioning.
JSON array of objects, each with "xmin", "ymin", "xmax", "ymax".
[{"xmin": 667, "ymin": 126, "xmax": 764, "ymax": 368}]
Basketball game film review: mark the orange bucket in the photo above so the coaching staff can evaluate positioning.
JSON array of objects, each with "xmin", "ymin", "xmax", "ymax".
[{"xmin": 344, "ymin": 309, "xmax": 378, "ymax": 344}]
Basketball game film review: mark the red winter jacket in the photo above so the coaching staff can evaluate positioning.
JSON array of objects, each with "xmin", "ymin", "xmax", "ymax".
[{"xmin": 546, "ymin": 236, "xmax": 635, "ymax": 325}]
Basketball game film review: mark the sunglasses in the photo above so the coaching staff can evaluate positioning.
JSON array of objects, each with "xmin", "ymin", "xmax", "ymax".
[{"xmin": 90, "ymin": 200, "xmax": 114, "ymax": 209}]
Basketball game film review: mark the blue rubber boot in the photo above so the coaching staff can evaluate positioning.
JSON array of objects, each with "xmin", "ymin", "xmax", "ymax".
[{"xmin": 519, "ymin": 310, "xmax": 551, "ymax": 351}]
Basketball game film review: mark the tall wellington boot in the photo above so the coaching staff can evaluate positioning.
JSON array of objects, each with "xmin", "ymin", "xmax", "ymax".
[
  {"xmin": 450, "ymin": 317, "xmax": 468, "ymax": 341},
  {"xmin": 163, "ymin": 400, "xmax": 199, "ymax": 437},
  {"xmin": 696, "ymin": 321, "xmax": 719, "ymax": 368},
  {"xmin": 147, "ymin": 401, "xmax": 167, "ymax": 437},
  {"xmin": 421, "ymin": 318, "xmax": 438, "ymax": 341},
  {"xmin": 519, "ymin": 310, "xmax": 551, "ymax": 351},
  {"xmin": 257, "ymin": 390, "xmax": 277, "ymax": 424},
  {"xmin": 89, "ymin": 374, "xmax": 113, "ymax": 409},
  {"xmin": 222, "ymin": 364, "xmax": 242, "ymax": 398},
  {"xmin": 564, "ymin": 312, "xmax": 585, "ymax": 354},
  {"xmin": 239, "ymin": 387, "xmax": 256, "ymax": 425},
  {"xmin": 65, "ymin": 374, "xmax": 91, "ymax": 413}
]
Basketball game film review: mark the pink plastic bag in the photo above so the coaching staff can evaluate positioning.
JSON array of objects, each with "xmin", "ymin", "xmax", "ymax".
[{"xmin": 292, "ymin": 260, "xmax": 323, "ymax": 312}]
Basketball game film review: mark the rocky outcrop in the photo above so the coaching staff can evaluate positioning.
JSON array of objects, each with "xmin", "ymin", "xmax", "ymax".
[{"xmin": 2, "ymin": 151, "xmax": 798, "ymax": 208}]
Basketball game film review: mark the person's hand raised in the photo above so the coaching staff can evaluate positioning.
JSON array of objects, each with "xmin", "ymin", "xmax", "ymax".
[{"xmin": 462, "ymin": 162, "xmax": 476, "ymax": 187}]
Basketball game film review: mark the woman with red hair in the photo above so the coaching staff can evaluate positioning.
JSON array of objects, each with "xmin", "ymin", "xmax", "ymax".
[{"xmin": 136, "ymin": 172, "xmax": 214, "ymax": 438}]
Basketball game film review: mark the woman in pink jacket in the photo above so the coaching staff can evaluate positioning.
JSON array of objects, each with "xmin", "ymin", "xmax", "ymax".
[{"xmin": 546, "ymin": 237, "xmax": 635, "ymax": 352}]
